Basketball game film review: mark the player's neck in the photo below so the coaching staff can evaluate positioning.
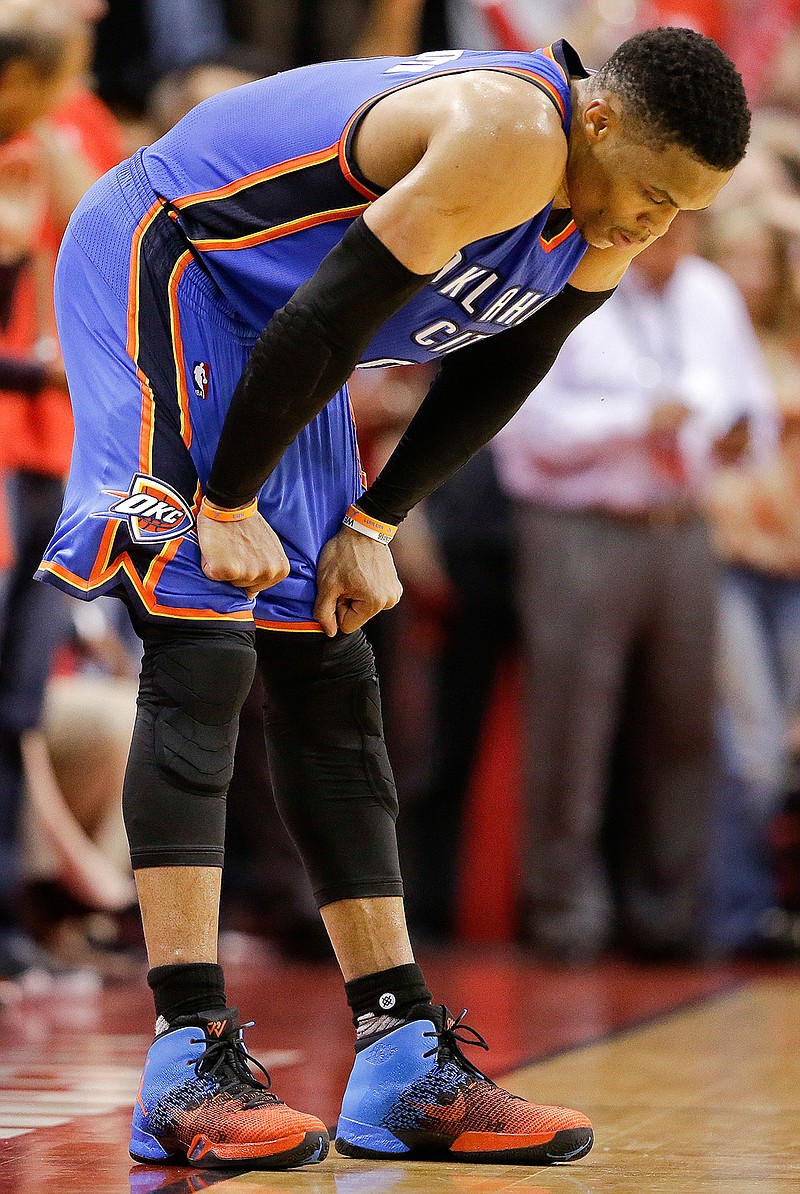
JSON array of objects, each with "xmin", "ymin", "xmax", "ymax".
[{"xmin": 553, "ymin": 77, "xmax": 592, "ymax": 212}]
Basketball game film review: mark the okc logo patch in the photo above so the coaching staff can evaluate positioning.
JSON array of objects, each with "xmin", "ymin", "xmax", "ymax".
[
  {"xmin": 97, "ymin": 474, "xmax": 195, "ymax": 544},
  {"xmin": 193, "ymin": 360, "xmax": 210, "ymax": 399}
]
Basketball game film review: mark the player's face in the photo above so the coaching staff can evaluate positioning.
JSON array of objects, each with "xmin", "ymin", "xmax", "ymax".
[{"xmin": 566, "ymin": 97, "xmax": 733, "ymax": 251}]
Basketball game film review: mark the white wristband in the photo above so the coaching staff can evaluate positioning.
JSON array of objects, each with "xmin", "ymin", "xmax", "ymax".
[{"xmin": 342, "ymin": 504, "xmax": 397, "ymax": 545}]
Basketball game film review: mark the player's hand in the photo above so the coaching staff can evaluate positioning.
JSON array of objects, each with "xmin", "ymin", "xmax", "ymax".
[
  {"xmin": 197, "ymin": 509, "xmax": 290, "ymax": 599},
  {"xmin": 314, "ymin": 525, "xmax": 403, "ymax": 636}
]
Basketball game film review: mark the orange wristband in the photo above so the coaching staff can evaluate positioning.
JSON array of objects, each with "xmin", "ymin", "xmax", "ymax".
[
  {"xmin": 199, "ymin": 495, "xmax": 258, "ymax": 523},
  {"xmin": 342, "ymin": 504, "xmax": 397, "ymax": 544}
]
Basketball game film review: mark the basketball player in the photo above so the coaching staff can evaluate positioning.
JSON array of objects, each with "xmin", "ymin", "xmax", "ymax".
[{"xmin": 38, "ymin": 27, "xmax": 750, "ymax": 1170}]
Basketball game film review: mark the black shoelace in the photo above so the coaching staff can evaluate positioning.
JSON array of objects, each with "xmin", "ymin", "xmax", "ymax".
[
  {"xmin": 187, "ymin": 1023, "xmax": 279, "ymax": 1101},
  {"xmin": 421, "ymin": 1009, "xmax": 491, "ymax": 1081}
]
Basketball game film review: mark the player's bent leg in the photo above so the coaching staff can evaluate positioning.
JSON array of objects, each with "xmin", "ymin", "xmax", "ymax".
[
  {"xmin": 123, "ymin": 622, "xmax": 257, "ymax": 871},
  {"xmin": 257, "ymin": 628, "xmax": 592, "ymax": 1166},
  {"xmin": 125, "ymin": 619, "xmax": 328, "ymax": 1169},
  {"xmin": 256, "ymin": 628, "xmax": 402, "ymax": 908}
]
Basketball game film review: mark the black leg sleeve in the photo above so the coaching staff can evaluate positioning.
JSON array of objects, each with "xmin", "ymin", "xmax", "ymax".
[
  {"xmin": 256, "ymin": 629, "xmax": 402, "ymax": 908},
  {"xmin": 123, "ymin": 619, "xmax": 257, "ymax": 869}
]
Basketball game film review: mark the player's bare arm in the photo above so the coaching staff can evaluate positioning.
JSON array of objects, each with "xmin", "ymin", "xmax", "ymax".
[{"xmin": 356, "ymin": 69, "xmax": 568, "ymax": 271}]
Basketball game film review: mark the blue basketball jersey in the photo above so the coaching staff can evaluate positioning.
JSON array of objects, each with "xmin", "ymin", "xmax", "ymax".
[
  {"xmin": 141, "ymin": 39, "xmax": 590, "ymax": 364},
  {"xmin": 38, "ymin": 38, "xmax": 592, "ymax": 629}
]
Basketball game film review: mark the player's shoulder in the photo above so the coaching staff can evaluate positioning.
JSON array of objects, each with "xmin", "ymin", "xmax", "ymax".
[
  {"xmin": 446, "ymin": 67, "xmax": 566, "ymax": 146},
  {"xmin": 438, "ymin": 69, "xmax": 567, "ymax": 202}
]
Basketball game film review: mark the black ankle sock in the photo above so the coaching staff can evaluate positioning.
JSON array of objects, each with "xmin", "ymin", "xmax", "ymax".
[
  {"xmin": 345, "ymin": 963, "xmax": 431, "ymax": 1026},
  {"xmin": 147, "ymin": 962, "xmax": 227, "ymax": 1025}
]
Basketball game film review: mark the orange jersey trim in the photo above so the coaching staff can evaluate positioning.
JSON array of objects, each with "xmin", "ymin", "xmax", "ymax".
[
  {"xmin": 167, "ymin": 250, "xmax": 194, "ymax": 447},
  {"xmin": 338, "ymin": 102, "xmax": 384, "ymax": 201},
  {"xmin": 337, "ymin": 136, "xmax": 381, "ymax": 201},
  {"xmin": 40, "ymin": 555, "xmax": 254, "ymax": 622},
  {"xmin": 539, "ymin": 217, "xmax": 577, "ymax": 252},
  {"xmin": 542, "ymin": 43, "xmax": 569, "ymax": 85},
  {"xmin": 126, "ymin": 202, "xmax": 161, "ymax": 363},
  {"xmin": 172, "ymin": 144, "xmax": 340, "ymax": 209},
  {"xmin": 254, "ymin": 618, "xmax": 324, "ymax": 633},
  {"xmin": 127, "ymin": 202, "xmax": 162, "ymax": 472},
  {"xmin": 42, "ymin": 513, "xmax": 252, "ymax": 621},
  {"xmin": 503, "ymin": 68, "xmax": 566, "ymax": 121},
  {"xmin": 191, "ymin": 203, "xmax": 368, "ymax": 253}
]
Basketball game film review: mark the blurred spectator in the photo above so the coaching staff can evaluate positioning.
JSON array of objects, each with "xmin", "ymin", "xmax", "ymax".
[
  {"xmin": 442, "ymin": 1, "xmax": 639, "ymax": 67},
  {"xmin": 353, "ymin": 0, "xmax": 426, "ymax": 56},
  {"xmin": 21, "ymin": 669, "xmax": 137, "ymax": 969},
  {"xmin": 401, "ymin": 450, "xmax": 516, "ymax": 941},
  {"xmin": 446, "ymin": 0, "xmax": 800, "ymax": 106},
  {"xmin": 0, "ymin": 0, "xmax": 126, "ymax": 991},
  {"xmin": 93, "ymin": 0, "xmax": 230, "ymax": 116},
  {"xmin": 145, "ymin": 0, "xmax": 229, "ymax": 74},
  {"xmin": 705, "ymin": 208, "xmax": 800, "ymax": 954},
  {"xmin": 225, "ymin": 0, "xmax": 372, "ymax": 71},
  {"xmin": 649, "ymin": 0, "xmax": 800, "ymax": 104},
  {"xmin": 94, "ymin": 0, "xmax": 394, "ymax": 121},
  {"xmin": 493, "ymin": 214, "xmax": 777, "ymax": 962}
]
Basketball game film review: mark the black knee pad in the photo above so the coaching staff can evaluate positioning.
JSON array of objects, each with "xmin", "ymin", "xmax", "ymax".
[
  {"xmin": 150, "ymin": 638, "xmax": 256, "ymax": 793},
  {"xmin": 257, "ymin": 630, "xmax": 402, "ymax": 907},
  {"xmin": 124, "ymin": 627, "xmax": 256, "ymax": 869}
]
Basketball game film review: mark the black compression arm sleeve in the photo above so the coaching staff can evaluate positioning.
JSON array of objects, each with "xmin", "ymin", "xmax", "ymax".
[
  {"xmin": 356, "ymin": 283, "xmax": 615, "ymax": 526},
  {"xmin": 205, "ymin": 217, "xmax": 434, "ymax": 508}
]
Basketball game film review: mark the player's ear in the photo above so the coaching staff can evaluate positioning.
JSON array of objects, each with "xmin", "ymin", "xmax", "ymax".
[{"xmin": 581, "ymin": 96, "xmax": 616, "ymax": 145}]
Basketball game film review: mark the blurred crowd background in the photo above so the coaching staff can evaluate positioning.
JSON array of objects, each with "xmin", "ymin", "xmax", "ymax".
[{"xmin": 2, "ymin": 0, "xmax": 800, "ymax": 1002}]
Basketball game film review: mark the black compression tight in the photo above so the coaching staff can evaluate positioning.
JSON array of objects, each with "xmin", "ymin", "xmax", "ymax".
[
  {"xmin": 256, "ymin": 628, "xmax": 402, "ymax": 908},
  {"xmin": 124, "ymin": 615, "xmax": 403, "ymax": 906}
]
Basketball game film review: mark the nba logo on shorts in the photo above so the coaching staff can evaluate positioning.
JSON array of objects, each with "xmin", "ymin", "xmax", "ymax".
[
  {"xmin": 193, "ymin": 361, "xmax": 210, "ymax": 399},
  {"xmin": 98, "ymin": 474, "xmax": 195, "ymax": 544}
]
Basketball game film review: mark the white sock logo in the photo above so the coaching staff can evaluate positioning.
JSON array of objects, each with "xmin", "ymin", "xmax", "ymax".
[{"xmin": 379, "ymin": 992, "xmax": 396, "ymax": 1011}]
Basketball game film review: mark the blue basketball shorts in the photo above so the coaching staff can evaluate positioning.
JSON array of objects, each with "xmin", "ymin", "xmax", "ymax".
[{"xmin": 37, "ymin": 158, "xmax": 363, "ymax": 631}]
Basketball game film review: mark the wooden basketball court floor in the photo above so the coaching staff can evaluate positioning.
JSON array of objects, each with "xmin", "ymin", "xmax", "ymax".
[{"xmin": 0, "ymin": 947, "xmax": 797, "ymax": 1193}]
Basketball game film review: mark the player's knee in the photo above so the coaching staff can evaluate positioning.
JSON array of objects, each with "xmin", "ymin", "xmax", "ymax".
[
  {"xmin": 261, "ymin": 629, "xmax": 398, "ymax": 819},
  {"xmin": 146, "ymin": 632, "xmax": 257, "ymax": 794},
  {"xmin": 124, "ymin": 630, "xmax": 256, "ymax": 870}
]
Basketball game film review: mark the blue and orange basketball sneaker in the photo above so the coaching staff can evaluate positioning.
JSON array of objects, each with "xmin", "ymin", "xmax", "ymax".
[
  {"xmin": 129, "ymin": 1008, "xmax": 329, "ymax": 1169},
  {"xmin": 336, "ymin": 1006, "xmax": 593, "ymax": 1165}
]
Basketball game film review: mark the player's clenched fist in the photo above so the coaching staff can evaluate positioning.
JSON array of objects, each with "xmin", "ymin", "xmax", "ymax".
[
  {"xmin": 197, "ymin": 509, "xmax": 290, "ymax": 599},
  {"xmin": 314, "ymin": 525, "xmax": 403, "ymax": 637}
]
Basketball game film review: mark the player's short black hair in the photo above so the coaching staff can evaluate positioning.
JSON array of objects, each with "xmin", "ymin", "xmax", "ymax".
[{"xmin": 595, "ymin": 27, "xmax": 751, "ymax": 171}]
